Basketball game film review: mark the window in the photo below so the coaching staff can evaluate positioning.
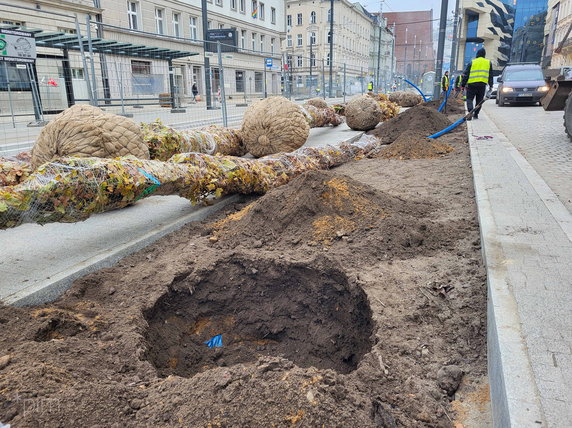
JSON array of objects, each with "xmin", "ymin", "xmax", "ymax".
[
  {"xmin": 287, "ymin": 55, "xmax": 292, "ymax": 68},
  {"xmin": 260, "ymin": 3, "xmax": 265, "ymax": 20},
  {"xmin": 270, "ymin": 37, "xmax": 275, "ymax": 53},
  {"xmin": 252, "ymin": 0, "xmax": 258, "ymax": 18},
  {"xmin": 252, "ymin": 32, "xmax": 256, "ymax": 51},
  {"xmin": 271, "ymin": 7, "xmax": 276, "ymax": 24},
  {"xmin": 297, "ymin": 56, "xmax": 303, "ymax": 67},
  {"xmin": 173, "ymin": 13, "xmax": 180, "ymax": 37},
  {"xmin": 231, "ymin": 0, "xmax": 236, "ymax": 10},
  {"xmin": 297, "ymin": 13, "xmax": 302, "ymax": 25},
  {"xmin": 255, "ymin": 71, "xmax": 263, "ymax": 92},
  {"xmin": 297, "ymin": 34, "xmax": 302, "ymax": 46},
  {"xmin": 260, "ymin": 34, "xmax": 264, "ymax": 52},
  {"xmin": 58, "ymin": 27, "xmax": 77, "ymax": 34},
  {"xmin": 309, "ymin": 32, "xmax": 316, "ymax": 45},
  {"xmin": 207, "ymin": 20, "xmax": 212, "ymax": 29},
  {"xmin": 287, "ymin": 15, "xmax": 292, "ymax": 27},
  {"xmin": 131, "ymin": 60, "xmax": 151, "ymax": 74},
  {"xmin": 327, "ymin": 8, "xmax": 332, "ymax": 23},
  {"xmin": 241, "ymin": 30, "xmax": 246, "ymax": 49},
  {"xmin": 287, "ymin": 35, "xmax": 292, "ymax": 47},
  {"xmin": 310, "ymin": 53, "xmax": 316, "ymax": 67},
  {"xmin": 239, "ymin": 0, "xmax": 245, "ymax": 13},
  {"xmin": 190, "ymin": 17, "xmax": 198, "ymax": 40},
  {"xmin": 127, "ymin": 1, "xmax": 138, "ymax": 30},
  {"xmin": 310, "ymin": 11, "xmax": 316, "ymax": 24},
  {"xmin": 155, "ymin": 8, "xmax": 164, "ymax": 34},
  {"xmin": 236, "ymin": 70, "xmax": 245, "ymax": 92},
  {"xmin": 215, "ymin": 0, "xmax": 222, "ymax": 6},
  {"xmin": 327, "ymin": 30, "xmax": 331, "ymax": 44},
  {"xmin": 326, "ymin": 52, "xmax": 331, "ymax": 66},
  {"xmin": 219, "ymin": 23, "xmax": 224, "ymax": 29}
]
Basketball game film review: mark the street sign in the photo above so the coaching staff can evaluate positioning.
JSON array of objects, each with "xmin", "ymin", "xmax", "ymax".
[
  {"xmin": 206, "ymin": 29, "xmax": 237, "ymax": 53},
  {"xmin": 0, "ymin": 28, "xmax": 36, "ymax": 63},
  {"xmin": 265, "ymin": 58, "xmax": 273, "ymax": 67}
]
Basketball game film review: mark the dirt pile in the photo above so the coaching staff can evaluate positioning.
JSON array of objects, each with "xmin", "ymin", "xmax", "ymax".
[
  {"xmin": 210, "ymin": 169, "xmax": 457, "ymax": 260},
  {"xmin": 423, "ymin": 97, "xmax": 466, "ymax": 115},
  {"xmin": 367, "ymin": 105, "xmax": 452, "ymax": 144},
  {"xmin": 378, "ymin": 129, "xmax": 455, "ymax": 160}
]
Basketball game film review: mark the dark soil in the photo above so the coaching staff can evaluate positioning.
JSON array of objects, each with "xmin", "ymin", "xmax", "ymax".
[
  {"xmin": 0, "ymin": 111, "xmax": 486, "ymax": 427},
  {"xmin": 144, "ymin": 257, "xmax": 374, "ymax": 378},
  {"xmin": 422, "ymin": 98, "xmax": 466, "ymax": 115},
  {"xmin": 367, "ymin": 105, "xmax": 452, "ymax": 144},
  {"xmin": 377, "ymin": 129, "xmax": 455, "ymax": 160}
]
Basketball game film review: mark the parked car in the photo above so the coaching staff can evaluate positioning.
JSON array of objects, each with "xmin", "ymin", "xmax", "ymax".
[
  {"xmin": 490, "ymin": 76, "xmax": 500, "ymax": 99},
  {"xmin": 497, "ymin": 63, "xmax": 550, "ymax": 106}
]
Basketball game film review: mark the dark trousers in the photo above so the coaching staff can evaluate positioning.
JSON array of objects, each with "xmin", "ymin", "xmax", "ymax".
[{"xmin": 466, "ymin": 83, "xmax": 486, "ymax": 116}]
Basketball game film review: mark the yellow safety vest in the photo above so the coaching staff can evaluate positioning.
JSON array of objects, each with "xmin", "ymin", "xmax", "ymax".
[
  {"xmin": 442, "ymin": 75, "xmax": 449, "ymax": 90},
  {"xmin": 467, "ymin": 57, "xmax": 491, "ymax": 84},
  {"xmin": 368, "ymin": 82, "xmax": 373, "ymax": 90}
]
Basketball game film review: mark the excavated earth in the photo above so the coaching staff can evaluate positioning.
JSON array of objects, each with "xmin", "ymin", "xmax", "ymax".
[{"xmin": 0, "ymin": 106, "xmax": 487, "ymax": 427}]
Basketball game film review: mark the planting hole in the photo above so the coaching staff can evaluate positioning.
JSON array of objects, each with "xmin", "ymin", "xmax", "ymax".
[{"xmin": 143, "ymin": 258, "xmax": 373, "ymax": 377}]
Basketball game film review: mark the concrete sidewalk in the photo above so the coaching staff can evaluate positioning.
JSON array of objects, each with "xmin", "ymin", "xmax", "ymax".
[
  {"xmin": 468, "ymin": 109, "xmax": 572, "ymax": 427},
  {"xmin": 0, "ymin": 124, "xmax": 363, "ymax": 306}
]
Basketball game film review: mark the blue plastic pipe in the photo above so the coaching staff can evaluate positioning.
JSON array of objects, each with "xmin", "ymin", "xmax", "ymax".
[
  {"xmin": 438, "ymin": 81, "xmax": 454, "ymax": 112},
  {"xmin": 427, "ymin": 116, "xmax": 465, "ymax": 139},
  {"xmin": 404, "ymin": 79, "xmax": 428, "ymax": 101}
]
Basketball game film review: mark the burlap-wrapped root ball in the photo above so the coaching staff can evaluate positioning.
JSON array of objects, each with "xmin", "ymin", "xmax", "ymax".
[
  {"xmin": 345, "ymin": 95, "xmax": 382, "ymax": 131},
  {"xmin": 388, "ymin": 91, "xmax": 423, "ymax": 107},
  {"xmin": 241, "ymin": 96, "xmax": 310, "ymax": 158},
  {"xmin": 305, "ymin": 97, "xmax": 328, "ymax": 109},
  {"xmin": 31, "ymin": 104, "xmax": 148, "ymax": 169}
]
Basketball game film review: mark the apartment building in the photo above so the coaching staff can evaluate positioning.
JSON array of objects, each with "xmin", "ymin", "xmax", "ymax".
[
  {"xmin": 100, "ymin": 0, "xmax": 286, "ymax": 100},
  {"xmin": 543, "ymin": 0, "xmax": 572, "ymax": 70},
  {"xmin": 1, "ymin": 0, "xmax": 286, "ymax": 114},
  {"xmin": 283, "ymin": 0, "xmax": 375, "ymax": 96}
]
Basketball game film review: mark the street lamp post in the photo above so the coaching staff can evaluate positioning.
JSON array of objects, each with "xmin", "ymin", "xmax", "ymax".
[
  {"xmin": 404, "ymin": 27, "xmax": 408, "ymax": 80},
  {"xmin": 309, "ymin": 38, "xmax": 313, "ymax": 97}
]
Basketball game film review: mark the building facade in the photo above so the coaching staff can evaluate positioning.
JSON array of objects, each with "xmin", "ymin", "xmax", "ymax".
[
  {"xmin": 383, "ymin": 10, "xmax": 436, "ymax": 84},
  {"xmin": 543, "ymin": 0, "xmax": 572, "ymax": 70},
  {"xmin": 283, "ymin": 0, "xmax": 375, "ymax": 96},
  {"xmin": 457, "ymin": 0, "xmax": 549, "ymax": 71},
  {"xmin": 1, "ymin": 0, "xmax": 286, "ymax": 115}
]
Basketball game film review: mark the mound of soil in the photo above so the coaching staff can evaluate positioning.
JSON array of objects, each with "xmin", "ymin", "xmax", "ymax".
[
  {"xmin": 210, "ymin": 170, "xmax": 464, "ymax": 260},
  {"xmin": 377, "ymin": 129, "xmax": 455, "ymax": 160},
  {"xmin": 423, "ymin": 98, "xmax": 466, "ymax": 115},
  {"xmin": 367, "ymin": 105, "xmax": 452, "ymax": 144}
]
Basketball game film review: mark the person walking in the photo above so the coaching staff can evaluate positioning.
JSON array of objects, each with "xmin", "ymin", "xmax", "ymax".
[
  {"xmin": 191, "ymin": 82, "xmax": 198, "ymax": 102},
  {"xmin": 368, "ymin": 81, "xmax": 374, "ymax": 92},
  {"xmin": 441, "ymin": 71, "xmax": 450, "ymax": 97},
  {"xmin": 461, "ymin": 48, "xmax": 493, "ymax": 120}
]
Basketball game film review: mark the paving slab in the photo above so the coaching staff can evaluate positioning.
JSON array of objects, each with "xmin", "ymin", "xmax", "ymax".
[
  {"xmin": 0, "ymin": 123, "xmax": 363, "ymax": 306},
  {"xmin": 468, "ymin": 107, "xmax": 572, "ymax": 427}
]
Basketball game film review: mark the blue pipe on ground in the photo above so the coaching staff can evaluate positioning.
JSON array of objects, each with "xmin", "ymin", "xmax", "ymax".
[
  {"xmin": 403, "ymin": 79, "xmax": 428, "ymax": 102},
  {"xmin": 427, "ymin": 117, "xmax": 465, "ymax": 139},
  {"xmin": 438, "ymin": 81, "xmax": 454, "ymax": 112}
]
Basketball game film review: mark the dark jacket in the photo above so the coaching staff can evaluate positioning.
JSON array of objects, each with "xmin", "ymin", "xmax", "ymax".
[{"xmin": 461, "ymin": 59, "xmax": 493, "ymax": 87}]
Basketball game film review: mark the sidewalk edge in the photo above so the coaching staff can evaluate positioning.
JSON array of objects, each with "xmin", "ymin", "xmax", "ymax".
[{"xmin": 467, "ymin": 118, "xmax": 545, "ymax": 427}]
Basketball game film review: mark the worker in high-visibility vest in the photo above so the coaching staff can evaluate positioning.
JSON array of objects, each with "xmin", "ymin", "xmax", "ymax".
[
  {"xmin": 441, "ymin": 71, "xmax": 450, "ymax": 95},
  {"xmin": 368, "ymin": 81, "xmax": 374, "ymax": 92},
  {"xmin": 461, "ymin": 48, "xmax": 493, "ymax": 120}
]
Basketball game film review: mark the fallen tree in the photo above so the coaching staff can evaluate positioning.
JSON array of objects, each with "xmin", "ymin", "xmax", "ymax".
[{"xmin": 0, "ymin": 137, "xmax": 376, "ymax": 229}]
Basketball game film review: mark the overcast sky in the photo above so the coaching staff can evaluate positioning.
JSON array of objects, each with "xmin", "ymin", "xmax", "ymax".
[{"xmin": 359, "ymin": 0, "xmax": 455, "ymax": 18}]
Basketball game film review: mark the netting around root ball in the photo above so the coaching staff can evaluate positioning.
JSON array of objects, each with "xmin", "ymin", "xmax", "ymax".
[
  {"xmin": 345, "ymin": 95, "xmax": 382, "ymax": 131},
  {"xmin": 0, "ymin": 136, "xmax": 378, "ymax": 229},
  {"xmin": 30, "ymin": 104, "xmax": 149, "ymax": 169}
]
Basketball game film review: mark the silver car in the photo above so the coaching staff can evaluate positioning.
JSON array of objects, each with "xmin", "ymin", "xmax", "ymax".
[{"xmin": 497, "ymin": 64, "xmax": 549, "ymax": 107}]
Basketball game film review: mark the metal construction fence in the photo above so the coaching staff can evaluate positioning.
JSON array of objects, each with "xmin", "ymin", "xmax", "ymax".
[{"xmin": 0, "ymin": 3, "xmax": 420, "ymax": 157}]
